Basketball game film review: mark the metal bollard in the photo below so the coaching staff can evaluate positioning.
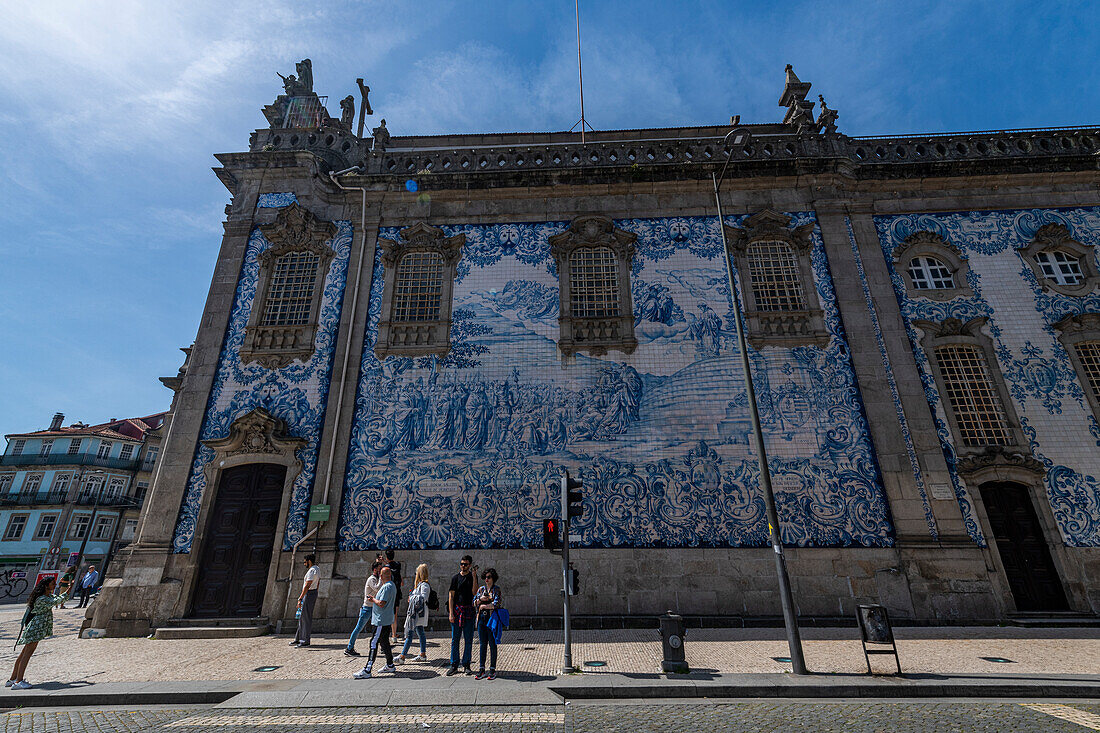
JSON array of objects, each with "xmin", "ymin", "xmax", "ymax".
[{"xmin": 659, "ymin": 611, "xmax": 688, "ymax": 673}]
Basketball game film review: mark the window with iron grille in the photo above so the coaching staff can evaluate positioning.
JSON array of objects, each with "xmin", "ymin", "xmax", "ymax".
[
  {"xmin": 1074, "ymin": 341, "xmax": 1100, "ymax": 406},
  {"xmin": 261, "ymin": 251, "xmax": 321, "ymax": 326},
  {"xmin": 1034, "ymin": 250, "xmax": 1084, "ymax": 286},
  {"xmin": 3, "ymin": 515, "xmax": 27, "ymax": 541},
  {"xmin": 80, "ymin": 475, "xmax": 103, "ymax": 501},
  {"xmin": 392, "ymin": 252, "xmax": 444, "ymax": 322},
  {"xmin": 907, "ymin": 256, "xmax": 955, "ymax": 290},
  {"xmin": 746, "ymin": 240, "xmax": 806, "ymax": 311},
  {"xmin": 51, "ymin": 473, "xmax": 71, "ymax": 493},
  {"xmin": 11, "ymin": 440, "xmax": 25, "ymax": 456},
  {"xmin": 105, "ymin": 477, "xmax": 126, "ymax": 500},
  {"xmin": 21, "ymin": 473, "xmax": 42, "ymax": 496},
  {"xmin": 934, "ymin": 345, "xmax": 1013, "ymax": 447},
  {"xmin": 569, "ymin": 247, "xmax": 621, "ymax": 318},
  {"xmin": 34, "ymin": 514, "xmax": 57, "ymax": 541},
  {"xmin": 67, "ymin": 439, "xmax": 81, "ymax": 455},
  {"xmin": 40, "ymin": 440, "xmax": 53, "ymax": 457}
]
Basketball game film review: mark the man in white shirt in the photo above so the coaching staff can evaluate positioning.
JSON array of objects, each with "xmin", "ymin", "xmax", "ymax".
[
  {"xmin": 291, "ymin": 554, "xmax": 319, "ymax": 648},
  {"xmin": 345, "ymin": 559, "xmax": 384, "ymax": 656}
]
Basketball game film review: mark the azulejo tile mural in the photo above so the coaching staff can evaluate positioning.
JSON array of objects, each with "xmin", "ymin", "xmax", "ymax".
[
  {"xmin": 874, "ymin": 207, "xmax": 1100, "ymax": 547},
  {"xmin": 171, "ymin": 213, "xmax": 352, "ymax": 553},
  {"xmin": 338, "ymin": 214, "xmax": 895, "ymax": 550}
]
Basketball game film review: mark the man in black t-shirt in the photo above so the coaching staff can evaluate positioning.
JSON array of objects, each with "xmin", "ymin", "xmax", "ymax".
[
  {"xmin": 385, "ymin": 549, "xmax": 403, "ymax": 641},
  {"xmin": 446, "ymin": 554, "xmax": 477, "ymax": 675}
]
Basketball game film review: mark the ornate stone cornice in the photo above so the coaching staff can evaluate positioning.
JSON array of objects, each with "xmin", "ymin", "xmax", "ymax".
[
  {"xmin": 1053, "ymin": 311, "xmax": 1100, "ymax": 336},
  {"xmin": 955, "ymin": 446, "xmax": 1044, "ymax": 479},
  {"xmin": 1032, "ymin": 223, "xmax": 1078, "ymax": 249},
  {"xmin": 378, "ymin": 222, "xmax": 465, "ymax": 268},
  {"xmin": 724, "ymin": 209, "xmax": 815, "ymax": 254},
  {"xmin": 549, "ymin": 215, "xmax": 637, "ymax": 266},
  {"xmin": 895, "ymin": 230, "xmax": 965, "ymax": 260},
  {"xmin": 257, "ymin": 202, "xmax": 337, "ymax": 262},
  {"xmin": 914, "ymin": 316, "xmax": 987, "ymax": 340},
  {"xmin": 203, "ymin": 408, "xmax": 305, "ymax": 459}
]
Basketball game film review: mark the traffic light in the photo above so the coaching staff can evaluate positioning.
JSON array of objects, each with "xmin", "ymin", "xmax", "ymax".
[
  {"xmin": 564, "ymin": 470, "xmax": 584, "ymax": 520},
  {"xmin": 568, "ymin": 567, "xmax": 580, "ymax": 595},
  {"xmin": 542, "ymin": 517, "xmax": 561, "ymax": 551}
]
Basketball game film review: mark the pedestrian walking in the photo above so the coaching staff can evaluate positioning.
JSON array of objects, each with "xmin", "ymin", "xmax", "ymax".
[
  {"xmin": 353, "ymin": 566, "xmax": 397, "ymax": 678},
  {"xmin": 57, "ymin": 566, "xmax": 76, "ymax": 609},
  {"xmin": 446, "ymin": 555, "xmax": 477, "ymax": 676},
  {"xmin": 345, "ymin": 560, "xmax": 384, "ymax": 656},
  {"xmin": 76, "ymin": 565, "xmax": 99, "ymax": 608},
  {"xmin": 290, "ymin": 554, "xmax": 318, "ymax": 648},
  {"xmin": 474, "ymin": 568, "xmax": 502, "ymax": 680},
  {"xmin": 395, "ymin": 563, "xmax": 431, "ymax": 663},
  {"xmin": 385, "ymin": 549, "xmax": 403, "ymax": 643},
  {"xmin": 7, "ymin": 575, "xmax": 71, "ymax": 689}
]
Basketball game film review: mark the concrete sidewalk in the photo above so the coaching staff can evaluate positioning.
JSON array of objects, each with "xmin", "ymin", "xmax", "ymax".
[{"xmin": 1, "ymin": 671, "xmax": 1100, "ymax": 710}]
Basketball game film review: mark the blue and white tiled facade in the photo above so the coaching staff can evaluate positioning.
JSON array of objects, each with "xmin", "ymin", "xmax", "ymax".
[
  {"xmin": 874, "ymin": 207, "xmax": 1100, "ymax": 547},
  {"xmin": 336, "ymin": 214, "xmax": 895, "ymax": 551},
  {"xmin": 170, "ymin": 207, "xmax": 352, "ymax": 553}
]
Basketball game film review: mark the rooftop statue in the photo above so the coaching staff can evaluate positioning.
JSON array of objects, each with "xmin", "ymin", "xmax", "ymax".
[
  {"xmin": 816, "ymin": 95, "xmax": 839, "ymax": 135},
  {"xmin": 277, "ymin": 58, "xmax": 314, "ymax": 97},
  {"xmin": 340, "ymin": 95, "xmax": 355, "ymax": 129},
  {"xmin": 372, "ymin": 118, "xmax": 391, "ymax": 152}
]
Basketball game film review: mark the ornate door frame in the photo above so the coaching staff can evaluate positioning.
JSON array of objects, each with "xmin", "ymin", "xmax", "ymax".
[{"xmin": 180, "ymin": 408, "xmax": 305, "ymax": 620}]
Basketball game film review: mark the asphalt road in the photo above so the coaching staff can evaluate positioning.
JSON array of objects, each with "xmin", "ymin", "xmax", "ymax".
[{"xmin": 2, "ymin": 700, "xmax": 1100, "ymax": 732}]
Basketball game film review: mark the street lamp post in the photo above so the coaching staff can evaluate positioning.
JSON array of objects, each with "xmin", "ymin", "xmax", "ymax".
[{"xmin": 713, "ymin": 127, "xmax": 808, "ymax": 675}]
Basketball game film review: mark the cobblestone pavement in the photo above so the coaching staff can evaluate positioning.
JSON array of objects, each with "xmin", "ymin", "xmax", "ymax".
[
  {"xmin": 4, "ymin": 702, "xmax": 1100, "ymax": 732},
  {"xmin": 1, "ymin": 606, "xmax": 1097, "ymax": 683}
]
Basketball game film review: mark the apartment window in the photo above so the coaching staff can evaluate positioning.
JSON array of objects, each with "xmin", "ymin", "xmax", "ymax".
[
  {"xmin": 135, "ymin": 481, "xmax": 149, "ymax": 501},
  {"xmin": 907, "ymin": 256, "xmax": 955, "ymax": 290},
  {"xmin": 80, "ymin": 475, "xmax": 104, "ymax": 501},
  {"xmin": 375, "ymin": 222, "xmax": 465, "ymax": 360},
  {"xmin": 40, "ymin": 440, "xmax": 53, "ymax": 457},
  {"xmin": 121, "ymin": 518, "xmax": 138, "ymax": 541},
  {"xmin": 724, "ymin": 210, "xmax": 828, "ymax": 347},
  {"xmin": 67, "ymin": 514, "xmax": 90, "ymax": 541},
  {"xmin": 67, "ymin": 439, "xmax": 81, "ymax": 455},
  {"xmin": 21, "ymin": 473, "xmax": 43, "ymax": 496},
  {"xmin": 1020, "ymin": 223, "xmax": 1099, "ymax": 297},
  {"xmin": 92, "ymin": 516, "xmax": 115, "ymax": 541},
  {"xmin": 3, "ymin": 514, "xmax": 28, "ymax": 541},
  {"xmin": 142, "ymin": 446, "xmax": 159, "ymax": 468},
  {"xmin": 746, "ymin": 240, "xmax": 807, "ymax": 311},
  {"xmin": 105, "ymin": 477, "xmax": 126, "ymax": 501},
  {"xmin": 240, "ymin": 202, "xmax": 336, "ymax": 369},
  {"xmin": 34, "ymin": 514, "xmax": 57, "ymax": 541},
  {"xmin": 119, "ymin": 444, "xmax": 134, "ymax": 461},
  {"xmin": 935, "ymin": 345, "xmax": 1013, "ymax": 447},
  {"xmin": 51, "ymin": 472, "xmax": 71, "ymax": 495},
  {"xmin": 97, "ymin": 442, "xmax": 112, "ymax": 459},
  {"xmin": 0, "ymin": 475, "xmax": 13, "ymax": 493},
  {"xmin": 11, "ymin": 440, "xmax": 25, "ymax": 456},
  {"xmin": 1034, "ymin": 250, "xmax": 1083, "ymax": 286},
  {"xmin": 550, "ymin": 215, "xmax": 637, "ymax": 357}
]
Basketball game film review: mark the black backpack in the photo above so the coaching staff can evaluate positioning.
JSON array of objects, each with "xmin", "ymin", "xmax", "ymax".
[{"xmin": 427, "ymin": 588, "xmax": 439, "ymax": 610}]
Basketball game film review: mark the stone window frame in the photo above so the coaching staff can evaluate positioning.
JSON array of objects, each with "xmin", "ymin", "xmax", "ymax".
[
  {"xmin": 92, "ymin": 515, "xmax": 116, "ymax": 541},
  {"xmin": 549, "ymin": 215, "xmax": 638, "ymax": 357},
  {"xmin": 1053, "ymin": 312, "xmax": 1100, "ymax": 422},
  {"xmin": 1019, "ymin": 223, "xmax": 1100, "ymax": 297},
  {"xmin": 915, "ymin": 316, "xmax": 1028, "ymax": 456},
  {"xmin": 33, "ymin": 513, "xmax": 58, "ymax": 541},
  {"xmin": 893, "ymin": 230, "xmax": 974, "ymax": 302},
  {"xmin": 3, "ymin": 514, "xmax": 28, "ymax": 541},
  {"xmin": 0, "ymin": 474, "xmax": 12, "ymax": 493},
  {"xmin": 241, "ymin": 202, "xmax": 337, "ymax": 369},
  {"xmin": 375, "ymin": 222, "xmax": 465, "ymax": 360},
  {"xmin": 67, "ymin": 512, "xmax": 91, "ymax": 541},
  {"xmin": 724, "ymin": 209, "xmax": 828, "ymax": 348}
]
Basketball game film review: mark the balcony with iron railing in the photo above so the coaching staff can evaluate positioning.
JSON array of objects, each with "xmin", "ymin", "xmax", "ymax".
[
  {"xmin": 0, "ymin": 490, "xmax": 73, "ymax": 506},
  {"xmin": 0, "ymin": 453, "xmax": 143, "ymax": 471}
]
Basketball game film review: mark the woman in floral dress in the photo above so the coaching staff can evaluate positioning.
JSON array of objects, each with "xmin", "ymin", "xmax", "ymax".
[{"xmin": 8, "ymin": 575, "xmax": 70, "ymax": 689}]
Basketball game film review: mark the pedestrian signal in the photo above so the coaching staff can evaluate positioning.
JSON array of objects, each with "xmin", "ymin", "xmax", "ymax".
[{"xmin": 543, "ymin": 518, "xmax": 561, "ymax": 551}]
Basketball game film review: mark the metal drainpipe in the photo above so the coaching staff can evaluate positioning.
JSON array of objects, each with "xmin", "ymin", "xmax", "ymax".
[{"xmin": 278, "ymin": 165, "xmax": 367, "ymax": 632}]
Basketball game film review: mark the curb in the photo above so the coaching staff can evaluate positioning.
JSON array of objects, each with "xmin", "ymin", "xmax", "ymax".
[
  {"xmin": 549, "ymin": 681, "xmax": 1100, "ymax": 700},
  {"xmin": 0, "ymin": 690, "xmax": 239, "ymax": 709}
]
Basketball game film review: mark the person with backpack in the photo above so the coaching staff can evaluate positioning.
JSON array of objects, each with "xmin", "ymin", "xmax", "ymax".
[
  {"xmin": 474, "ymin": 568, "xmax": 503, "ymax": 680},
  {"xmin": 385, "ymin": 549, "xmax": 403, "ymax": 643},
  {"xmin": 395, "ymin": 563, "xmax": 432, "ymax": 663},
  {"xmin": 8, "ymin": 575, "xmax": 71, "ymax": 689}
]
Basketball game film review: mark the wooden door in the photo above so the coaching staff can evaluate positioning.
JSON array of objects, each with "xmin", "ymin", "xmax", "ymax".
[
  {"xmin": 191, "ymin": 463, "xmax": 286, "ymax": 618},
  {"xmin": 979, "ymin": 482, "xmax": 1068, "ymax": 612}
]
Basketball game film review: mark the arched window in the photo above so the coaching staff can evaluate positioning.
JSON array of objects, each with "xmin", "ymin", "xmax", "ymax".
[
  {"xmin": 375, "ymin": 223, "xmax": 464, "ymax": 359},
  {"xmin": 933, "ymin": 344, "xmax": 1012, "ymax": 447},
  {"xmin": 1033, "ymin": 250, "xmax": 1083, "ymax": 287},
  {"xmin": 550, "ymin": 216, "xmax": 637, "ymax": 357},
  {"xmin": 261, "ymin": 251, "xmax": 322, "ymax": 326},
  {"xmin": 241, "ymin": 202, "xmax": 336, "ymax": 368},
  {"xmin": 1020, "ymin": 224, "xmax": 1099, "ymax": 296},
  {"xmin": 392, "ymin": 251, "xmax": 444, "ymax": 322},
  {"xmin": 907, "ymin": 256, "xmax": 955, "ymax": 290},
  {"xmin": 569, "ymin": 247, "xmax": 621, "ymax": 318},
  {"xmin": 745, "ymin": 240, "xmax": 806, "ymax": 311},
  {"xmin": 1053, "ymin": 314, "xmax": 1100, "ymax": 422}
]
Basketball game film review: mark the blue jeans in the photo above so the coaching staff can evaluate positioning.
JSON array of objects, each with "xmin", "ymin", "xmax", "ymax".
[
  {"xmin": 401, "ymin": 625, "xmax": 427, "ymax": 657},
  {"xmin": 347, "ymin": 606, "xmax": 371, "ymax": 651},
  {"xmin": 450, "ymin": 617, "xmax": 475, "ymax": 668}
]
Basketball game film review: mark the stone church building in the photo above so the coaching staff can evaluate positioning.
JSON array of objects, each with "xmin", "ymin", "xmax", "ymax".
[{"xmin": 93, "ymin": 62, "xmax": 1100, "ymax": 635}]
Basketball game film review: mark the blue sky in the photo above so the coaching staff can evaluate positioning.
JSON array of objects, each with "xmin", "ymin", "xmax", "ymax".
[{"xmin": 1, "ymin": 0, "xmax": 1097, "ymax": 436}]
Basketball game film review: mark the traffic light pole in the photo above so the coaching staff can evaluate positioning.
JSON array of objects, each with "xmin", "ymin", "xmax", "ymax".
[{"xmin": 560, "ymin": 472, "xmax": 575, "ymax": 674}]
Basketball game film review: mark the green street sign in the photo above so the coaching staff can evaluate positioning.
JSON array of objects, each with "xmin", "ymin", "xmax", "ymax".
[{"xmin": 308, "ymin": 504, "xmax": 331, "ymax": 522}]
